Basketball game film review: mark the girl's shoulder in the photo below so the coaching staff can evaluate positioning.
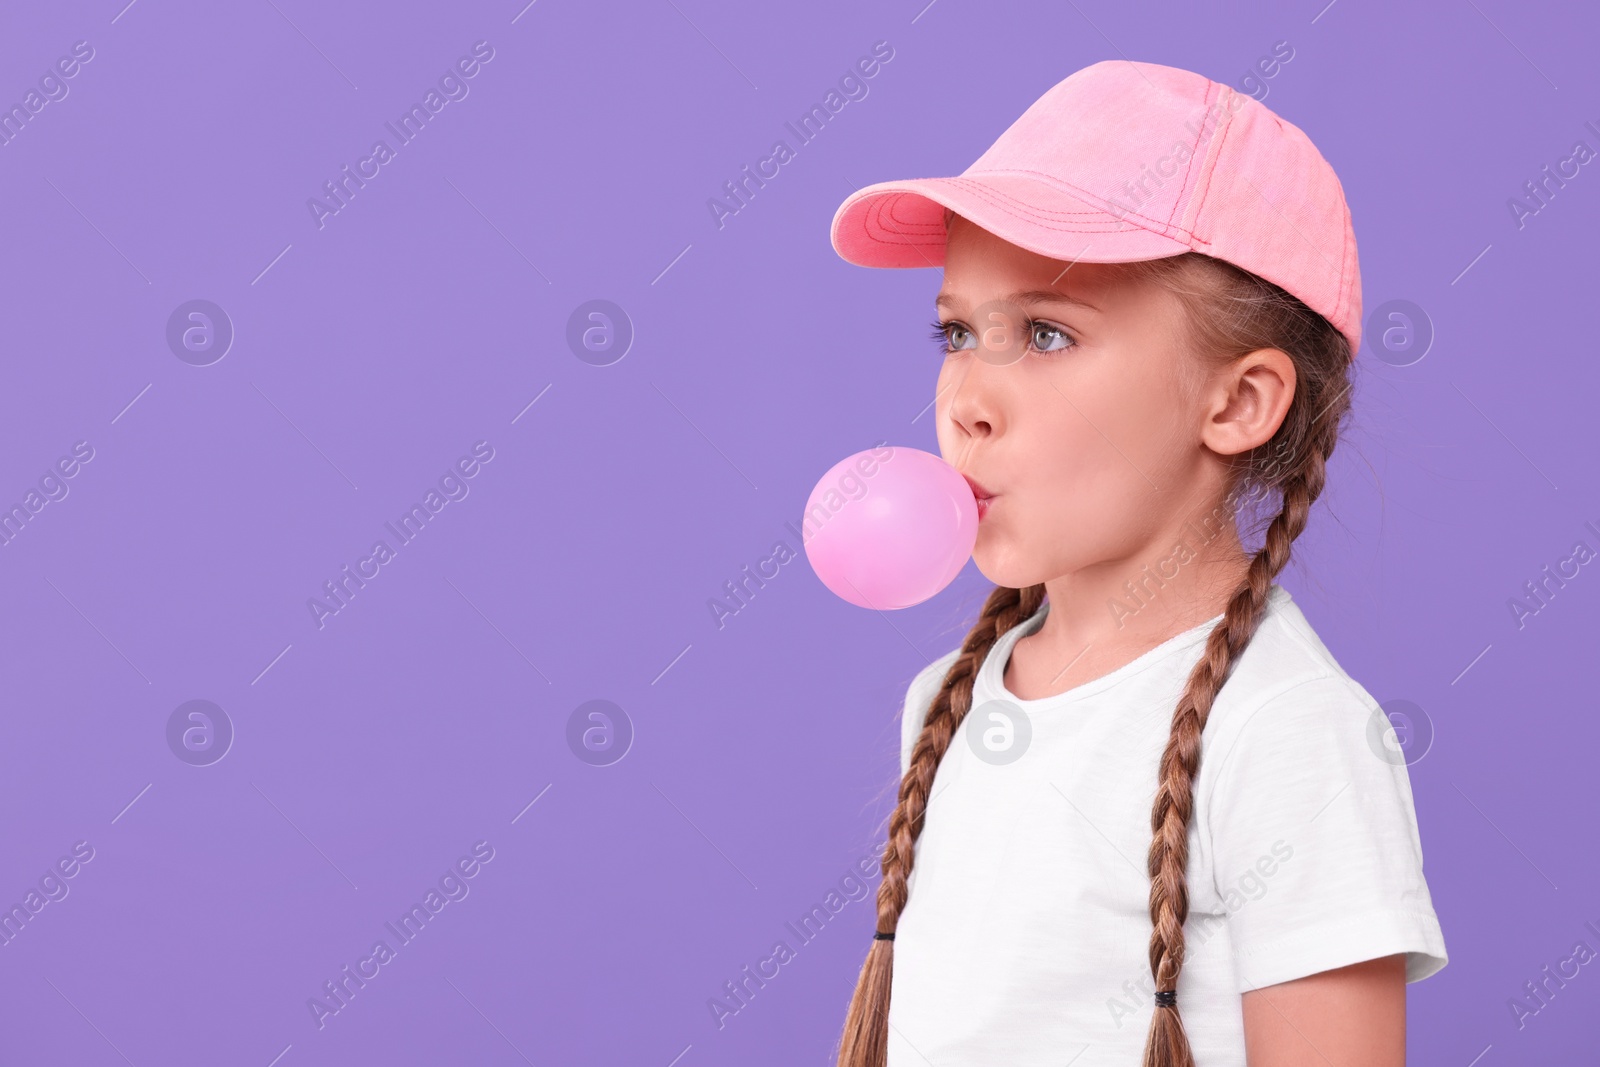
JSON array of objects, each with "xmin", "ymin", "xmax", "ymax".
[
  {"xmin": 1213, "ymin": 585, "xmax": 1383, "ymax": 733},
  {"xmin": 1194, "ymin": 590, "xmax": 1450, "ymax": 988}
]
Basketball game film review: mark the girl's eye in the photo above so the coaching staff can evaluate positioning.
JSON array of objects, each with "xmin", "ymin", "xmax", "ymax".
[
  {"xmin": 1029, "ymin": 320, "xmax": 1076, "ymax": 354},
  {"xmin": 929, "ymin": 318, "xmax": 1075, "ymax": 357},
  {"xmin": 929, "ymin": 320, "xmax": 977, "ymax": 353}
]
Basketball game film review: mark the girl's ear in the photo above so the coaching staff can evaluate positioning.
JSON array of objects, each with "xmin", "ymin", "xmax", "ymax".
[{"xmin": 1200, "ymin": 347, "xmax": 1298, "ymax": 458}]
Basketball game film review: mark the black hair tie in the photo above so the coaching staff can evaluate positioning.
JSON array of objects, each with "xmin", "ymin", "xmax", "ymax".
[
  {"xmin": 874, "ymin": 931, "xmax": 895, "ymax": 941},
  {"xmin": 1154, "ymin": 990, "xmax": 1177, "ymax": 1007}
]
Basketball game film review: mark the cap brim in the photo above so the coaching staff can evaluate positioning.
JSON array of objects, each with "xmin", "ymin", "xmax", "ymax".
[{"xmin": 831, "ymin": 172, "xmax": 1193, "ymax": 269}]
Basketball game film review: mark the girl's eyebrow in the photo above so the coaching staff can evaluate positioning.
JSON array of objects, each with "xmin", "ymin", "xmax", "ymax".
[{"xmin": 934, "ymin": 288, "xmax": 1100, "ymax": 313}]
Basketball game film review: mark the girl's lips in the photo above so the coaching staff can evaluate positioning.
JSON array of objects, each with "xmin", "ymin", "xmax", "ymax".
[{"xmin": 961, "ymin": 474, "xmax": 995, "ymax": 521}]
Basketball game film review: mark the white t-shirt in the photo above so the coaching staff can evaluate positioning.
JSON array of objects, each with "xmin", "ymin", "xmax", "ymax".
[{"xmin": 887, "ymin": 583, "xmax": 1447, "ymax": 1067}]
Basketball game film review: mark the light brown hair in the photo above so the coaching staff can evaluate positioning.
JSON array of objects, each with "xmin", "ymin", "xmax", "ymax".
[{"xmin": 835, "ymin": 236, "xmax": 1354, "ymax": 1067}]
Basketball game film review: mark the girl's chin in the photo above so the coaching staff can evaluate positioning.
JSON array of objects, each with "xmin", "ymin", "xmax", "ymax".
[{"xmin": 970, "ymin": 542, "xmax": 1029, "ymax": 589}]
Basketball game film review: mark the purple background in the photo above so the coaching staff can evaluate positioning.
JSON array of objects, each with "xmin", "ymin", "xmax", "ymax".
[{"xmin": 0, "ymin": 0, "xmax": 1595, "ymax": 1063}]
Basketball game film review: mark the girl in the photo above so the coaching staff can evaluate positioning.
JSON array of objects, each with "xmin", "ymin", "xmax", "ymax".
[{"xmin": 826, "ymin": 61, "xmax": 1447, "ymax": 1066}]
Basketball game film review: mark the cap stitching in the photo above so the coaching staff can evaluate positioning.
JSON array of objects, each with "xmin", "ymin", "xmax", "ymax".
[
  {"xmin": 856, "ymin": 196, "xmax": 943, "ymax": 254},
  {"xmin": 879, "ymin": 193, "xmax": 946, "ymax": 237},
  {"xmin": 943, "ymin": 177, "xmax": 1164, "ymax": 235},
  {"xmin": 1186, "ymin": 87, "xmax": 1239, "ymax": 255},
  {"xmin": 1164, "ymin": 78, "xmax": 1220, "ymax": 232},
  {"xmin": 948, "ymin": 177, "xmax": 1110, "ymax": 218},
  {"xmin": 951, "ymin": 172, "xmax": 1198, "ymax": 239},
  {"xmin": 852, "ymin": 198, "xmax": 943, "ymax": 262}
]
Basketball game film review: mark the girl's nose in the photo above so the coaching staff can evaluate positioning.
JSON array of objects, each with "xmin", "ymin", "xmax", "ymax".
[{"xmin": 946, "ymin": 360, "xmax": 1000, "ymax": 441}]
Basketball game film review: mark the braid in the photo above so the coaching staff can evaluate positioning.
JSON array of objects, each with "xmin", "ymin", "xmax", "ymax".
[
  {"xmin": 1140, "ymin": 413, "xmax": 1341, "ymax": 1064},
  {"xmin": 1134, "ymin": 252, "xmax": 1353, "ymax": 1063},
  {"xmin": 835, "ymin": 581, "xmax": 1046, "ymax": 1067}
]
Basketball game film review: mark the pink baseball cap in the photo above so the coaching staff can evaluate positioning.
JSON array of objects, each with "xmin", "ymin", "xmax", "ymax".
[{"xmin": 830, "ymin": 59, "xmax": 1363, "ymax": 356}]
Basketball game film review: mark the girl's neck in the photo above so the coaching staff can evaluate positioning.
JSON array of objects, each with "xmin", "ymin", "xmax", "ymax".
[{"xmin": 1005, "ymin": 525, "xmax": 1253, "ymax": 702}]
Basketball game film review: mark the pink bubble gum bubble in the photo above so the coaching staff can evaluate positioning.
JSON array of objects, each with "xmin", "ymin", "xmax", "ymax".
[{"xmin": 802, "ymin": 446, "xmax": 978, "ymax": 610}]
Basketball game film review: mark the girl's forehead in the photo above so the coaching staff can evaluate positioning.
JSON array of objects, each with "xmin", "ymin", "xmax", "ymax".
[
  {"xmin": 936, "ymin": 256, "xmax": 1128, "ymax": 314},
  {"xmin": 934, "ymin": 283, "xmax": 1104, "ymax": 318},
  {"xmin": 942, "ymin": 218, "xmax": 1124, "ymax": 297}
]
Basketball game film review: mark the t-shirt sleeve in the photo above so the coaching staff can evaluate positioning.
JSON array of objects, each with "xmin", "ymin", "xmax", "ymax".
[
  {"xmin": 1201, "ymin": 672, "xmax": 1449, "ymax": 992},
  {"xmin": 900, "ymin": 649, "xmax": 961, "ymax": 777}
]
